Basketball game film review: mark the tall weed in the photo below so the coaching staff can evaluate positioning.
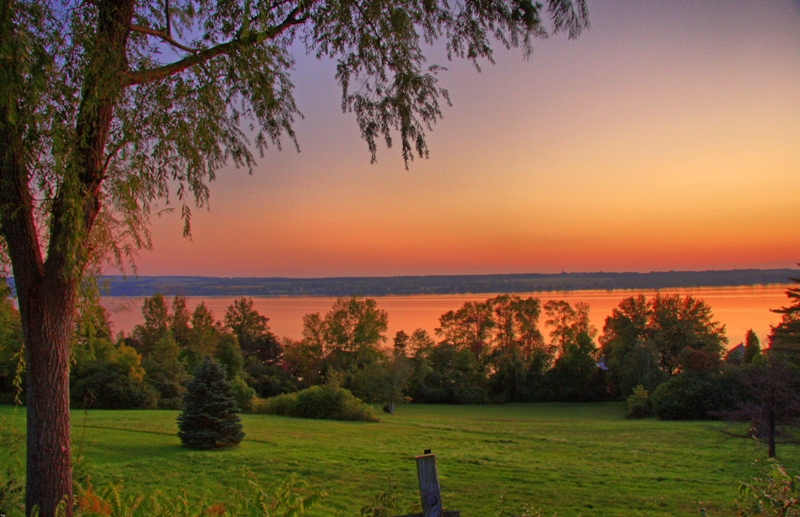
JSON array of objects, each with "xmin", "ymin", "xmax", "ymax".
[{"xmin": 736, "ymin": 460, "xmax": 800, "ymax": 516}]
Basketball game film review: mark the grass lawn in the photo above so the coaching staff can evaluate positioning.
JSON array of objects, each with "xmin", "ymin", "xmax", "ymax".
[{"xmin": 2, "ymin": 402, "xmax": 797, "ymax": 516}]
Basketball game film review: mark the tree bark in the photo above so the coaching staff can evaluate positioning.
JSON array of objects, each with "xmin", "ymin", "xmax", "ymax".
[
  {"xmin": 23, "ymin": 282, "xmax": 76, "ymax": 516},
  {"xmin": 0, "ymin": 69, "xmax": 76, "ymax": 516},
  {"xmin": 2, "ymin": 0, "xmax": 134, "ymax": 513}
]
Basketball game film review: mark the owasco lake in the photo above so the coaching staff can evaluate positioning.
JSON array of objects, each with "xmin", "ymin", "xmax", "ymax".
[{"xmin": 103, "ymin": 284, "xmax": 791, "ymax": 348}]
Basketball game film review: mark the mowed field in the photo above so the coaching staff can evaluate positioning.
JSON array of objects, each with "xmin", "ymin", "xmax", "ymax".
[{"xmin": 2, "ymin": 403, "xmax": 798, "ymax": 517}]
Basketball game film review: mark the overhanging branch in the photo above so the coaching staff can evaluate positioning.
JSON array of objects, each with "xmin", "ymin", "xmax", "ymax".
[
  {"xmin": 124, "ymin": 5, "xmax": 312, "ymax": 86},
  {"xmin": 131, "ymin": 24, "xmax": 198, "ymax": 53}
]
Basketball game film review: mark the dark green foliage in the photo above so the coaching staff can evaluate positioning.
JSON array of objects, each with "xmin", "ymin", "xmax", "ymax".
[
  {"xmin": 408, "ymin": 343, "xmax": 489, "ymax": 404},
  {"xmin": 650, "ymin": 371, "xmax": 741, "ymax": 420},
  {"xmin": 180, "ymin": 303, "xmax": 223, "ymax": 374},
  {"xmin": 132, "ymin": 294, "xmax": 170, "ymax": 356},
  {"xmin": 600, "ymin": 294, "xmax": 727, "ymax": 397},
  {"xmin": 243, "ymin": 359, "xmax": 297, "ymax": 398},
  {"xmin": 348, "ymin": 362, "xmax": 388, "ymax": 403},
  {"xmin": 770, "ymin": 274, "xmax": 800, "ymax": 363},
  {"xmin": 229, "ymin": 375, "xmax": 256, "ymax": 413},
  {"xmin": 615, "ymin": 339, "xmax": 668, "ymax": 397},
  {"xmin": 142, "ymin": 332, "xmax": 190, "ymax": 408},
  {"xmin": 625, "ymin": 385, "xmax": 652, "ymax": 418},
  {"xmin": 71, "ymin": 362, "xmax": 158, "ymax": 410},
  {"xmin": 257, "ymin": 385, "xmax": 378, "ymax": 422},
  {"xmin": 177, "ymin": 357, "xmax": 244, "ymax": 449},
  {"xmin": 723, "ymin": 356, "xmax": 800, "ymax": 458},
  {"xmin": 224, "ymin": 297, "xmax": 282, "ymax": 365},
  {"xmin": 744, "ymin": 330, "xmax": 761, "ymax": 365},
  {"xmin": 488, "ymin": 352, "xmax": 530, "ymax": 403},
  {"xmin": 170, "ymin": 296, "xmax": 192, "ymax": 349},
  {"xmin": 546, "ymin": 331, "xmax": 606, "ymax": 402},
  {"xmin": 328, "ymin": 297, "xmax": 389, "ymax": 353},
  {"xmin": 213, "ymin": 332, "xmax": 245, "ymax": 380}
]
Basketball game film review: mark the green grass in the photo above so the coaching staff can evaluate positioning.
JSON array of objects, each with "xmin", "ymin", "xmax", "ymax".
[{"xmin": 2, "ymin": 403, "xmax": 798, "ymax": 516}]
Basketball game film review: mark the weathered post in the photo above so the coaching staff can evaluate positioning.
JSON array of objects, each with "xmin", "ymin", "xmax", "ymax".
[
  {"xmin": 416, "ymin": 453, "xmax": 443, "ymax": 517},
  {"xmin": 396, "ymin": 450, "xmax": 460, "ymax": 517}
]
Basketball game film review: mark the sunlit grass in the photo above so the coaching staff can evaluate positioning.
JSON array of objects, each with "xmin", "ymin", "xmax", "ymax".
[{"xmin": 2, "ymin": 403, "xmax": 797, "ymax": 516}]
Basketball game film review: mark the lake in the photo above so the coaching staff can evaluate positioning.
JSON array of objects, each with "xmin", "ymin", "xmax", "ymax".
[{"xmin": 102, "ymin": 284, "xmax": 793, "ymax": 349}]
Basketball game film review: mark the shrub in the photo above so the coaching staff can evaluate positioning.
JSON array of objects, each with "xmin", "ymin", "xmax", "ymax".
[
  {"xmin": 625, "ymin": 384, "xmax": 651, "ymax": 418},
  {"xmin": 230, "ymin": 375, "xmax": 256, "ymax": 412},
  {"xmin": 252, "ymin": 393, "xmax": 296, "ymax": 415},
  {"xmin": 650, "ymin": 371, "xmax": 740, "ymax": 420},
  {"xmin": 257, "ymin": 385, "xmax": 378, "ymax": 422},
  {"xmin": 177, "ymin": 357, "xmax": 244, "ymax": 449},
  {"xmin": 71, "ymin": 362, "xmax": 158, "ymax": 410}
]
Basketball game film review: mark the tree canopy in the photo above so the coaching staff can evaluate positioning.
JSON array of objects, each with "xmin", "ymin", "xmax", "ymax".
[{"xmin": 0, "ymin": 0, "xmax": 588, "ymax": 513}]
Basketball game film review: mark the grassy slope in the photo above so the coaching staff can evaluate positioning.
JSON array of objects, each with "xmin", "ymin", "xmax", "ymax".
[{"xmin": 2, "ymin": 403, "xmax": 797, "ymax": 517}]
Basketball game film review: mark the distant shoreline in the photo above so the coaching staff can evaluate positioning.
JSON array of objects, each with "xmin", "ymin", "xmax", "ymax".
[{"xmin": 94, "ymin": 268, "xmax": 799, "ymax": 297}]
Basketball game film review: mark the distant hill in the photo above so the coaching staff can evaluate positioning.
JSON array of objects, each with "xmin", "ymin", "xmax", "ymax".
[{"xmin": 96, "ymin": 269, "xmax": 799, "ymax": 297}]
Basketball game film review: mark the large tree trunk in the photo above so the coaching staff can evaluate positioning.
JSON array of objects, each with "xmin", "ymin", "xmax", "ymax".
[
  {"xmin": 22, "ymin": 282, "xmax": 76, "ymax": 516},
  {"xmin": 0, "ymin": 131, "xmax": 77, "ymax": 515},
  {"xmin": 1, "ymin": 0, "xmax": 134, "ymax": 513}
]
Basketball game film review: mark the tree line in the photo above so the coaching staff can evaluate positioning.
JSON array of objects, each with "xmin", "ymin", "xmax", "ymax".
[
  {"xmin": 3, "ymin": 277, "xmax": 799, "ymax": 449},
  {"xmin": 93, "ymin": 269, "xmax": 799, "ymax": 297}
]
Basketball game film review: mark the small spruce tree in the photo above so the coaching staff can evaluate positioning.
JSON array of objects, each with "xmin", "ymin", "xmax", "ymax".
[{"xmin": 177, "ymin": 356, "xmax": 244, "ymax": 449}]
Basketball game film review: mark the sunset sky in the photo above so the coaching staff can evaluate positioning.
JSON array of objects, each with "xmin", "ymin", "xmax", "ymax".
[{"xmin": 135, "ymin": 0, "xmax": 800, "ymax": 278}]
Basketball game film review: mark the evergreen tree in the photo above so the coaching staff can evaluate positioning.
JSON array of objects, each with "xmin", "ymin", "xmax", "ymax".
[
  {"xmin": 743, "ymin": 329, "xmax": 761, "ymax": 365},
  {"xmin": 770, "ymin": 272, "xmax": 800, "ymax": 362},
  {"xmin": 177, "ymin": 357, "xmax": 244, "ymax": 449}
]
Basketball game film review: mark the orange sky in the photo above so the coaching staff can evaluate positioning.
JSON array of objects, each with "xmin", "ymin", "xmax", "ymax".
[{"xmin": 133, "ymin": 0, "xmax": 800, "ymax": 278}]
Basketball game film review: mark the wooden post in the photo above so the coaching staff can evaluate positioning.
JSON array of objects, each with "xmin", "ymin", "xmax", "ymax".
[
  {"xmin": 416, "ymin": 453, "xmax": 443, "ymax": 517},
  {"xmin": 394, "ymin": 451, "xmax": 460, "ymax": 517}
]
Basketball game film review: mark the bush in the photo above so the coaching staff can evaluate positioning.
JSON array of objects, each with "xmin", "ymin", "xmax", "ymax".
[
  {"xmin": 230, "ymin": 375, "xmax": 256, "ymax": 412},
  {"xmin": 256, "ymin": 385, "xmax": 378, "ymax": 422},
  {"xmin": 625, "ymin": 384, "xmax": 651, "ymax": 418},
  {"xmin": 71, "ymin": 362, "xmax": 157, "ymax": 410},
  {"xmin": 650, "ymin": 371, "xmax": 740, "ymax": 420},
  {"xmin": 177, "ymin": 357, "xmax": 244, "ymax": 449}
]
